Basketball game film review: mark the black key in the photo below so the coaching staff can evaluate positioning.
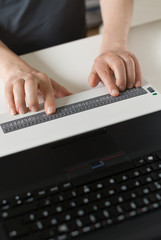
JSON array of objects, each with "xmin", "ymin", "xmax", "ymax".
[
  {"xmin": 70, "ymin": 230, "xmax": 81, "ymax": 237},
  {"xmin": 25, "ymin": 197, "xmax": 35, "ymax": 204},
  {"xmin": 59, "ymin": 182, "xmax": 72, "ymax": 191},
  {"xmin": 127, "ymin": 210, "xmax": 138, "ymax": 218},
  {"xmin": 155, "ymin": 192, "xmax": 161, "ymax": 201},
  {"xmin": 83, "ymin": 203, "xmax": 98, "ymax": 214},
  {"xmin": 118, "ymin": 184, "xmax": 128, "ymax": 193},
  {"xmin": 62, "ymin": 190, "xmax": 77, "ymax": 200},
  {"xmin": 127, "ymin": 169, "xmax": 141, "ymax": 179},
  {"xmin": 4, "ymin": 219, "xmax": 29, "ymax": 238},
  {"xmin": 56, "ymin": 234, "xmax": 68, "ymax": 240},
  {"xmin": 52, "ymin": 204, "xmax": 63, "ymax": 214},
  {"xmin": 45, "ymin": 217, "xmax": 58, "ymax": 227},
  {"xmin": 31, "ymin": 220, "xmax": 44, "ymax": 232},
  {"xmin": 123, "ymin": 191, "xmax": 137, "ymax": 201},
  {"xmin": 82, "ymin": 225, "xmax": 93, "ymax": 233},
  {"xmin": 90, "ymin": 182, "xmax": 104, "ymax": 191},
  {"xmin": 147, "ymin": 194, "xmax": 157, "ymax": 203},
  {"xmin": 115, "ymin": 174, "xmax": 129, "ymax": 183},
  {"xmin": 66, "ymin": 221, "xmax": 79, "ymax": 231},
  {"xmin": 39, "ymin": 198, "xmax": 51, "ymax": 208},
  {"xmin": 148, "ymin": 183, "xmax": 157, "ymax": 192},
  {"xmin": 144, "ymin": 155, "xmax": 157, "ymax": 163},
  {"xmin": 121, "ymin": 202, "xmax": 134, "ymax": 212},
  {"xmin": 0, "ymin": 199, "xmax": 8, "ymax": 207},
  {"xmin": 156, "ymin": 151, "xmax": 161, "ymax": 160},
  {"xmin": 150, "ymin": 162, "xmax": 161, "ymax": 170},
  {"xmin": 34, "ymin": 189, "xmax": 47, "ymax": 199},
  {"xmin": 77, "ymin": 185, "xmax": 91, "ymax": 195},
  {"xmin": 63, "ymin": 200, "xmax": 77, "ymax": 210},
  {"xmin": 23, "ymin": 213, "xmax": 36, "ymax": 223},
  {"xmin": 108, "ymin": 206, "xmax": 120, "ymax": 217},
  {"xmin": 137, "ymin": 186, "xmax": 150, "ymax": 196},
  {"xmin": 151, "ymin": 172, "xmax": 160, "ymax": 181},
  {"xmin": 139, "ymin": 166, "xmax": 152, "ymax": 175},
  {"xmin": 135, "ymin": 198, "xmax": 145, "ymax": 208},
  {"xmin": 1, "ymin": 202, "xmax": 37, "ymax": 219},
  {"xmin": 21, "ymin": 192, "xmax": 33, "ymax": 200},
  {"xmin": 8, "ymin": 199, "xmax": 22, "ymax": 208},
  {"xmin": 147, "ymin": 87, "xmax": 155, "ymax": 93},
  {"xmin": 57, "ymin": 212, "xmax": 72, "ymax": 222},
  {"xmin": 1, "ymin": 205, "xmax": 10, "ymax": 211},
  {"xmin": 47, "ymin": 185, "xmax": 59, "ymax": 195},
  {"xmin": 51, "ymin": 194, "xmax": 64, "ymax": 204},
  {"xmin": 133, "ymin": 158, "xmax": 146, "ymax": 167},
  {"xmin": 35, "ymin": 209, "xmax": 50, "ymax": 219},
  {"xmin": 127, "ymin": 179, "xmax": 141, "ymax": 189}
]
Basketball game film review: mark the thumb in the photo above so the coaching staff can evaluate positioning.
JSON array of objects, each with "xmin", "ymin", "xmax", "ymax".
[
  {"xmin": 50, "ymin": 79, "xmax": 72, "ymax": 98},
  {"xmin": 88, "ymin": 71, "xmax": 100, "ymax": 87}
]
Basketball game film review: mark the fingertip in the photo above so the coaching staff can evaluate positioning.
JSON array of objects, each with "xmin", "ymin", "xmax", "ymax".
[
  {"xmin": 118, "ymin": 85, "xmax": 125, "ymax": 91},
  {"xmin": 10, "ymin": 108, "xmax": 17, "ymax": 116},
  {"xmin": 46, "ymin": 106, "xmax": 56, "ymax": 115},
  {"xmin": 64, "ymin": 90, "xmax": 73, "ymax": 96},
  {"xmin": 19, "ymin": 106, "xmax": 27, "ymax": 114},
  {"xmin": 111, "ymin": 89, "xmax": 119, "ymax": 97},
  {"xmin": 88, "ymin": 72, "xmax": 99, "ymax": 88},
  {"xmin": 30, "ymin": 106, "xmax": 39, "ymax": 112},
  {"xmin": 135, "ymin": 81, "xmax": 141, "ymax": 88}
]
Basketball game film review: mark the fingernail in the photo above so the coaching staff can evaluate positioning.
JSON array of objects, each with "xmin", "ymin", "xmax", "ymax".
[
  {"xmin": 135, "ymin": 82, "xmax": 141, "ymax": 87},
  {"xmin": 111, "ymin": 89, "xmax": 119, "ymax": 96},
  {"xmin": 10, "ymin": 108, "xmax": 17, "ymax": 115},
  {"xmin": 119, "ymin": 85, "xmax": 125, "ymax": 91},
  {"xmin": 127, "ymin": 83, "xmax": 133, "ymax": 89},
  {"xmin": 31, "ymin": 106, "xmax": 39, "ymax": 112},
  {"xmin": 19, "ymin": 107, "xmax": 26, "ymax": 114},
  {"xmin": 47, "ymin": 106, "xmax": 55, "ymax": 115}
]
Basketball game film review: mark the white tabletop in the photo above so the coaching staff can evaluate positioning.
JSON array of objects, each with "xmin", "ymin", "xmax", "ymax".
[{"xmin": 0, "ymin": 20, "xmax": 161, "ymax": 115}]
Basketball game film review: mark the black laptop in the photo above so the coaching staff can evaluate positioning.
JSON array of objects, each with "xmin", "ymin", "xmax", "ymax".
[{"xmin": 0, "ymin": 110, "xmax": 161, "ymax": 240}]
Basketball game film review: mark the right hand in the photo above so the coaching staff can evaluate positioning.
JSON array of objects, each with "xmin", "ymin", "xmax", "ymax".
[{"xmin": 5, "ymin": 65, "xmax": 72, "ymax": 115}]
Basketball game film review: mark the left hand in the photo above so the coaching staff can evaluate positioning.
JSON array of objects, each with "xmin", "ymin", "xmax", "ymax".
[{"xmin": 88, "ymin": 49, "xmax": 142, "ymax": 96}]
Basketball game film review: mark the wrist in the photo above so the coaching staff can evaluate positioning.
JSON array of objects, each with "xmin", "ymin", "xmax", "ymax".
[{"xmin": 99, "ymin": 30, "xmax": 128, "ymax": 54}]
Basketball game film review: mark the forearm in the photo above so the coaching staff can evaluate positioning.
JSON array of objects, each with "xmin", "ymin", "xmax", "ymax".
[
  {"xmin": 0, "ymin": 41, "xmax": 31, "ymax": 82},
  {"xmin": 100, "ymin": 0, "xmax": 133, "ymax": 53}
]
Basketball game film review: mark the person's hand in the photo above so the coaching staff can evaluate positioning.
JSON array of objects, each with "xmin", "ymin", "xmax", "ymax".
[
  {"xmin": 5, "ymin": 65, "xmax": 71, "ymax": 115},
  {"xmin": 88, "ymin": 49, "xmax": 142, "ymax": 96}
]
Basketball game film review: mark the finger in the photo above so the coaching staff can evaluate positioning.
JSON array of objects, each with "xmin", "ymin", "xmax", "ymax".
[
  {"xmin": 119, "ymin": 53, "xmax": 135, "ymax": 89},
  {"xmin": 24, "ymin": 79, "xmax": 39, "ymax": 112},
  {"xmin": 39, "ymin": 80, "xmax": 56, "ymax": 115},
  {"xmin": 88, "ymin": 71, "xmax": 100, "ymax": 87},
  {"xmin": 95, "ymin": 62, "xmax": 119, "ymax": 96},
  {"xmin": 5, "ymin": 82, "xmax": 17, "ymax": 115},
  {"xmin": 51, "ymin": 79, "xmax": 72, "ymax": 98},
  {"xmin": 13, "ymin": 80, "xmax": 27, "ymax": 114},
  {"xmin": 128, "ymin": 51, "xmax": 142, "ymax": 87},
  {"xmin": 106, "ymin": 54, "xmax": 127, "ymax": 91}
]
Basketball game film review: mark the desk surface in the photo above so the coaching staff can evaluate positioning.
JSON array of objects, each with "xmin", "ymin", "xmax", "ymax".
[{"xmin": 0, "ymin": 20, "xmax": 161, "ymax": 114}]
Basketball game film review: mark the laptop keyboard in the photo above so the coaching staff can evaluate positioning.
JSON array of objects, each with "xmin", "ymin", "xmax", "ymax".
[{"xmin": 1, "ymin": 151, "xmax": 161, "ymax": 240}]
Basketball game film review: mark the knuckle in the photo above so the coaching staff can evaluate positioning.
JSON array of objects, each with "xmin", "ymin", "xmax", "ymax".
[
  {"xmin": 38, "ymin": 72, "xmax": 48, "ymax": 80},
  {"xmin": 125, "ymin": 57, "xmax": 133, "ymax": 66},
  {"xmin": 25, "ymin": 72, "xmax": 34, "ymax": 80},
  {"xmin": 127, "ymin": 51, "xmax": 135, "ymax": 58},
  {"xmin": 25, "ymin": 77, "xmax": 35, "ymax": 85},
  {"xmin": 94, "ymin": 56, "xmax": 103, "ymax": 65},
  {"xmin": 114, "ymin": 59, "xmax": 123, "ymax": 69}
]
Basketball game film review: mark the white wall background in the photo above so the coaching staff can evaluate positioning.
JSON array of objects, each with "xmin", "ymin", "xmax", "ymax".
[
  {"xmin": 86, "ymin": 0, "xmax": 161, "ymax": 28},
  {"xmin": 132, "ymin": 0, "xmax": 161, "ymax": 26}
]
